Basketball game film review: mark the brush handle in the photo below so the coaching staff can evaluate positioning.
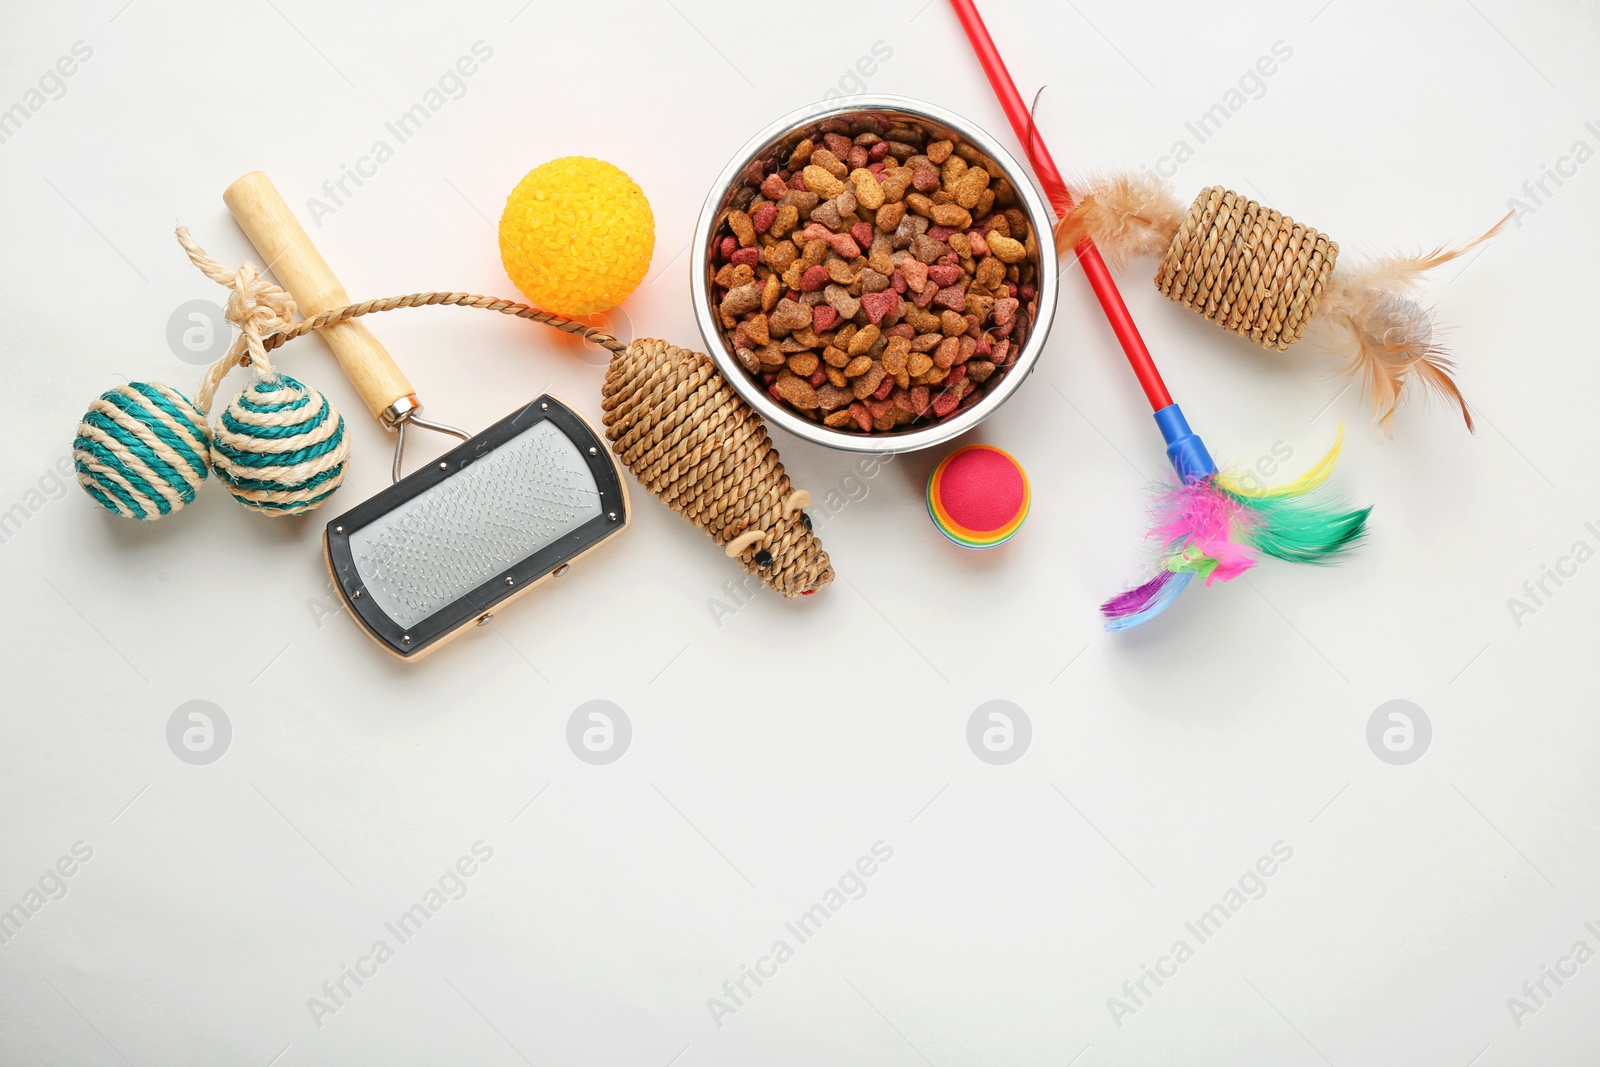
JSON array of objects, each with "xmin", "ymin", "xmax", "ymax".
[
  {"xmin": 945, "ymin": 0, "xmax": 1174, "ymax": 413},
  {"xmin": 224, "ymin": 171, "xmax": 418, "ymax": 426}
]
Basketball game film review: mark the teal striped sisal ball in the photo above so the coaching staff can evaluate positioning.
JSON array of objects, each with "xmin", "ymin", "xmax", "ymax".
[
  {"xmin": 211, "ymin": 374, "xmax": 349, "ymax": 515},
  {"xmin": 73, "ymin": 382, "xmax": 212, "ymax": 520}
]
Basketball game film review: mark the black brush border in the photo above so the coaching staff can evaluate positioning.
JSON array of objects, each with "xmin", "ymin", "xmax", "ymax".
[{"xmin": 324, "ymin": 395, "xmax": 625, "ymax": 658}]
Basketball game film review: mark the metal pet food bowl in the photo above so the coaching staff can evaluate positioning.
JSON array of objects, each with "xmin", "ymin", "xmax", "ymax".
[{"xmin": 691, "ymin": 95, "xmax": 1059, "ymax": 455}]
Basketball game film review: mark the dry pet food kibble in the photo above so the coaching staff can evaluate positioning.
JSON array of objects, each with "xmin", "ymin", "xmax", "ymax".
[{"xmin": 710, "ymin": 117, "xmax": 1041, "ymax": 434}]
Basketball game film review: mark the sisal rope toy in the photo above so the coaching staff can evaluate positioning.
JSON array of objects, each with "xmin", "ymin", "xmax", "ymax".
[
  {"xmin": 72, "ymin": 234, "xmax": 349, "ymax": 519},
  {"xmin": 72, "ymin": 194, "xmax": 832, "ymax": 600},
  {"xmin": 1056, "ymin": 176, "xmax": 1506, "ymax": 433}
]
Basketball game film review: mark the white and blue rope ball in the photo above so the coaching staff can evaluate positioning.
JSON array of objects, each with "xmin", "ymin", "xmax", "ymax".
[
  {"xmin": 211, "ymin": 374, "xmax": 349, "ymax": 516},
  {"xmin": 73, "ymin": 382, "xmax": 212, "ymax": 520}
]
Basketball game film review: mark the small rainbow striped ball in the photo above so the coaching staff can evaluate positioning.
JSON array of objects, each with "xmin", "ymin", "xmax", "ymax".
[
  {"xmin": 211, "ymin": 375, "xmax": 349, "ymax": 516},
  {"xmin": 927, "ymin": 444, "xmax": 1031, "ymax": 549},
  {"xmin": 74, "ymin": 382, "xmax": 212, "ymax": 520}
]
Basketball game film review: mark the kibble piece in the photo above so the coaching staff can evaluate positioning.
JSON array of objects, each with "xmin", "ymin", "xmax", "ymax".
[
  {"xmin": 728, "ymin": 210, "xmax": 757, "ymax": 248},
  {"xmin": 803, "ymin": 165, "xmax": 846, "ymax": 198},
  {"xmin": 765, "ymin": 241, "xmax": 798, "ymax": 274},
  {"xmin": 810, "ymin": 147, "xmax": 849, "ymax": 179},
  {"xmin": 818, "ymin": 383, "xmax": 853, "ymax": 410},
  {"xmin": 715, "ymin": 262, "xmax": 750, "ymax": 289},
  {"xmin": 911, "ymin": 233, "xmax": 946, "ymax": 264},
  {"xmin": 931, "ymin": 203, "xmax": 973, "ymax": 229},
  {"xmin": 843, "ymin": 355, "xmax": 873, "ymax": 378},
  {"xmin": 904, "ymin": 306, "xmax": 941, "ymax": 334},
  {"xmin": 825, "ymin": 285, "xmax": 861, "ymax": 320},
  {"xmin": 810, "ymin": 199, "xmax": 845, "ymax": 232},
  {"xmin": 720, "ymin": 282, "xmax": 762, "ymax": 319},
  {"xmin": 860, "ymin": 289, "xmax": 900, "ymax": 324},
  {"xmin": 974, "ymin": 256, "xmax": 1006, "ymax": 291},
  {"xmin": 940, "ymin": 154, "xmax": 968, "ymax": 189},
  {"xmin": 988, "ymin": 233, "xmax": 1026, "ymax": 264},
  {"xmin": 769, "ymin": 298, "xmax": 813, "ymax": 334},
  {"xmin": 788, "ymin": 351, "xmax": 820, "ymax": 376},
  {"xmin": 745, "ymin": 314, "xmax": 771, "ymax": 346},
  {"xmin": 954, "ymin": 167, "xmax": 990, "ymax": 209},
  {"xmin": 847, "ymin": 323, "xmax": 881, "ymax": 357},
  {"xmin": 769, "ymin": 203, "xmax": 799, "ymax": 240},
  {"xmin": 774, "ymin": 373, "xmax": 821, "ymax": 410},
  {"xmin": 965, "ymin": 292, "xmax": 994, "ymax": 324},
  {"xmin": 907, "ymin": 351, "xmax": 933, "ymax": 377},
  {"xmin": 852, "ymin": 362, "xmax": 888, "ymax": 399},
  {"xmin": 858, "ymin": 268, "xmax": 890, "ymax": 293},
  {"xmin": 849, "ymin": 169, "xmax": 885, "ymax": 210}
]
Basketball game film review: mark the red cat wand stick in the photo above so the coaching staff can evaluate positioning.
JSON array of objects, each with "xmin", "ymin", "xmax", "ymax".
[
  {"xmin": 948, "ymin": 0, "xmax": 1170, "ymax": 411},
  {"xmin": 947, "ymin": 0, "xmax": 1369, "ymax": 629}
]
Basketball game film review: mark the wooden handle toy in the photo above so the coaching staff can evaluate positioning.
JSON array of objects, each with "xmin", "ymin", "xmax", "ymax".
[{"xmin": 224, "ymin": 171, "xmax": 417, "ymax": 426}]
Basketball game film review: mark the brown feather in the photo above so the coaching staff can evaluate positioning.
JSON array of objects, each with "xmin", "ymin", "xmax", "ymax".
[
  {"xmin": 1314, "ymin": 213, "xmax": 1507, "ymax": 433},
  {"xmin": 1053, "ymin": 173, "xmax": 1185, "ymax": 266}
]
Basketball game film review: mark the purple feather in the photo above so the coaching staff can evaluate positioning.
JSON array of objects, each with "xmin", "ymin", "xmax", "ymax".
[
  {"xmin": 1101, "ymin": 570, "xmax": 1179, "ymax": 617},
  {"xmin": 1100, "ymin": 569, "xmax": 1195, "ymax": 631}
]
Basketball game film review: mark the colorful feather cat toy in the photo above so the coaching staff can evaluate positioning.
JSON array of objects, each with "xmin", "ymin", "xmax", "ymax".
[
  {"xmin": 947, "ymin": 0, "xmax": 1371, "ymax": 630},
  {"xmin": 1098, "ymin": 425, "xmax": 1367, "ymax": 630}
]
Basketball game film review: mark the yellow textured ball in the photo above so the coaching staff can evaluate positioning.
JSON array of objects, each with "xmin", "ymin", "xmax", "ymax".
[{"xmin": 498, "ymin": 157, "xmax": 655, "ymax": 317}]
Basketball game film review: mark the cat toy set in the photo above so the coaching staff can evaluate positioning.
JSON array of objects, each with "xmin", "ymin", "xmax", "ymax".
[
  {"xmin": 71, "ymin": 18, "xmax": 1498, "ymax": 647},
  {"xmin": 74, "ymin": 171, "xmax": 830, "ymax": 658}
]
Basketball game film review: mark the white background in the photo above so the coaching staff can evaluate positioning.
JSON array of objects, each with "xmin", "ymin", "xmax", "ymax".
[{"xmin": 2, "ymin": 0, "xmax": 1598, "ymax": 1064}]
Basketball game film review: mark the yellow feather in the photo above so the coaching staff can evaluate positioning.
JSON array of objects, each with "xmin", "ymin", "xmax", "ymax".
[{"xmin": 1217, "ymin": 424, "xmax": 1344, "ymax": 499}]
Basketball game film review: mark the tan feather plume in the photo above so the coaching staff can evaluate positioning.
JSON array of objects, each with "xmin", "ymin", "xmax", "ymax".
[
  {"xmin": 1311, "ymin": 213, "xmax": 1509, "ymax": 434},
  {"xmin": 1052, "ymin": 173, "xmax": 1185, "ymax": 266}
]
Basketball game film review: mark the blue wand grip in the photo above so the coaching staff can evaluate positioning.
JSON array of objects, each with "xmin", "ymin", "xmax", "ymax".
[{"xmin": 1153, "ymin": 404, "xmax": 1217, "ymax": 483}]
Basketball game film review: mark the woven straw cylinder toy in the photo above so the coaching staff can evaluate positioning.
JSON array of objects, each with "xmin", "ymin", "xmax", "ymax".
[
  {"xmin": 1057, "ymin": 173, "xmax": 1505, "ymax": 430},
  {"xmin": 601, "ymin": 337, "xmax": 833, "ymax": 597},
  {"xmin": 1155, "ymin": 186, "xmax": 1338, "ymax": 352}
]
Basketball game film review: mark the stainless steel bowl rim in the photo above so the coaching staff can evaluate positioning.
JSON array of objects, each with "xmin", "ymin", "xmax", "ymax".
[{"xmin": 690, "ymin": 94, "xmax": 1060, "ymax": 455}]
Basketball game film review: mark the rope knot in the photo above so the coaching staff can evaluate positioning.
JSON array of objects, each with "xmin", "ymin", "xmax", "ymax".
[
  {"xmin": 224, "ymin": 261, "xmax": 298, "ymax": 354},
  {"xmin": 176, "ymin": 226, "xmax": 299, "ymax": 412}
]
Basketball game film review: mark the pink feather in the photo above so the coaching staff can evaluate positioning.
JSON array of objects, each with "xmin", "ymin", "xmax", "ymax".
[{"xmin": 1149, "ymin": 481, "xmax": 1257, "ymax": 585}]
